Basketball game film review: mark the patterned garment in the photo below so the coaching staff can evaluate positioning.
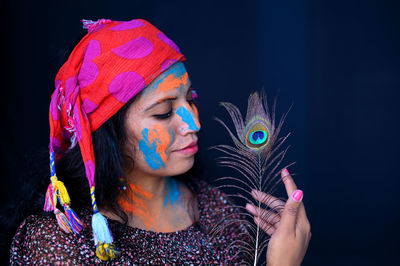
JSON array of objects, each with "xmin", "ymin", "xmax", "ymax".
[{"xmin": 10, "ymin": 180, "xmax": 250, "ymax": 265}]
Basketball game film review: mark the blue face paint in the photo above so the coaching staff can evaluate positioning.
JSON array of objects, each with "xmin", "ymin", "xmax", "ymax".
[
  {"xmin": 168, "ymin": 128, "xmax": 175, "ymax": 145},
  {"xmin": 163, "ymin": 177, "xmax": 180, "ymax": 207},
  {"xmin": 176, "ymin": 106, "xmax": 200, "ymax": 131},
  {"xmin": 138, "ymin": 128, "xmax": 166, "ymax": 170}
]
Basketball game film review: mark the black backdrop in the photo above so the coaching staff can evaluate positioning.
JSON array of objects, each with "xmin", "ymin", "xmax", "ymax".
[{"xmin": 1, "ymin": 0, "xmax": 399, "ymax": 265}]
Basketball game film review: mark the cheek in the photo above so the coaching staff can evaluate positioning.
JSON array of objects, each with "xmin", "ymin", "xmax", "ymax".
[
  {"xmin": 138, "ymin": 124, "xmax": 175, "ymax": 170},
  {"xmin": 176, "ymin": 105, "xmax": 200, "ymax": 133}
]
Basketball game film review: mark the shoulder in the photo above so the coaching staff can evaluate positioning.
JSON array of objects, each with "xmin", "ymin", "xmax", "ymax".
[
  {"xmin": 195, "ymin": 179, "xmax": 245, "ymax": 228},
  {"xmin": 196, "ymin": 179, "xmax": 237, "ymax": 212},
  {"xmin": 195, "ymin": 179, "xmax": 251, "ymax": 263},
  {"xmin": 9, "ymin": 211, "xmax": 96, "ymax": 264}
]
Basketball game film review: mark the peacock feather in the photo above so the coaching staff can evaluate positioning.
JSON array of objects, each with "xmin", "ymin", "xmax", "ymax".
[{"xmin": 209, "ymin": 90, "xmax": 294, "ymax": 265}]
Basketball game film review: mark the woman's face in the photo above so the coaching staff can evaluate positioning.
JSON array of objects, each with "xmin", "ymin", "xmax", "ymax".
[{"xmin": 123, "ymin": 62, "xmax": 200, "ymax": 177}]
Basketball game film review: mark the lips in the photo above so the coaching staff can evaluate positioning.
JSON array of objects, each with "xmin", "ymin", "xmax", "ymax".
[
  {"xmin": 176, "ymin": 140, "xmax": 198, "ymax": 151},
  {"xmin": 174, "ymin": 140, "xmax": 198, "ymax": 155}
]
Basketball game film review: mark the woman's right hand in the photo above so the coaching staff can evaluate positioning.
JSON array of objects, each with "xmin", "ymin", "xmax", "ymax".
[{"xmin": 246, "ymin": 169, "xmax": 311, "ymax": 266}]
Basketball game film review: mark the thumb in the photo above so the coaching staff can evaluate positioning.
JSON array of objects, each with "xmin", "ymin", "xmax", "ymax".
[{"xmin": 280, "ymin": 190, "xmax": 303, "ymax": 234}]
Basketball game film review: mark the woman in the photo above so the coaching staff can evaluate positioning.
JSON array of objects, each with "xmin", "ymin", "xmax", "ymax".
[{"xmin": 9, "ymin": 18, "xmax": 310, "ymax": 264}]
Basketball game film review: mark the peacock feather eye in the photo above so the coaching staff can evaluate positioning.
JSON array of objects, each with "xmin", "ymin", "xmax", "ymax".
[
  {"xmin": 250, "ymin": 130, "xmax": 267, "ymax": 144},
  {"xmin": 245, "ymin": 120, "xmax": 270, "ymax": 149}
]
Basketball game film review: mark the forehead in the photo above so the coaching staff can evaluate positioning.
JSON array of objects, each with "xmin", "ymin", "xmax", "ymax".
[{"xmin": 142, "ymin": 62, "xmax": 190, "ymax": 97}]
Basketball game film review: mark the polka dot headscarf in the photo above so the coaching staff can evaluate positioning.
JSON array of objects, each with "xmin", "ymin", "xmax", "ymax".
[{"xmin": 43, "ymin": 18, "xmax": 186, "ymax": 261}]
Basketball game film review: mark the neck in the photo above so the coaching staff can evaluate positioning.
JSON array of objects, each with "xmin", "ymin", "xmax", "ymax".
[
  {"xmin": 117, "ymin": 169, "xmax": 182, "ymax": 230},
  {"xmin": 126, "ymin": 172, "xmax": 168, "ymax": 202}
]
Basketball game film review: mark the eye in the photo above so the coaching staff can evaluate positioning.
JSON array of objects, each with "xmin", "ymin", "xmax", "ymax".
[{"xmin": 153, "ymin": 109, "xmax": 172, "ymax": 120}]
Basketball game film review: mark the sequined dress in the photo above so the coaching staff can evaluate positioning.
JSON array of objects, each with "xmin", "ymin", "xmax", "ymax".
[{"xmin": 9, "ymin": 180, "xmax": 250, "ymax": 265}]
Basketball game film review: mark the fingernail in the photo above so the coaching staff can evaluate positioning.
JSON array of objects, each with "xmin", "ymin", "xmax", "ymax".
[
  {"xmin": 282, "ymin": 168, "xmax": 289, "ymax": 175},
  {"xmin": 245, "ymin": 203, "xmax": 255, "ymax": 213},
  {"xmin": 292, "ymin": 190, "xmax": 303, "ymax": 202}
]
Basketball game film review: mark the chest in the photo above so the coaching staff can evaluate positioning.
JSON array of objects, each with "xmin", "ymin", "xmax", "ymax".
[{"xmin": 124, "ymin": 191, "xmax": 199, "ymax": 233}]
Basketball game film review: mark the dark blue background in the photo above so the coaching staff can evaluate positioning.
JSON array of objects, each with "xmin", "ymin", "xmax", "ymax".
[{"xmin": 1, "ymin": 0, "xmax": 399, "ymax": 264}]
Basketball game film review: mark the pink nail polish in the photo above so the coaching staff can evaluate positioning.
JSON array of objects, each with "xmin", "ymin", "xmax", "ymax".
[
  {"xmin": 283, "ymin": 168, "xmax": 289, "ymax": 175},
  {"xmin": 292, "ymin": 190, "xmax": 303, "ymax": 202}
]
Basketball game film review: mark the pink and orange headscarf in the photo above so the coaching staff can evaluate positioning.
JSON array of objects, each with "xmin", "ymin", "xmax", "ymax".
[{"xmin": 43, "ymin": 18, "xmax": 186, "ymax": 261}]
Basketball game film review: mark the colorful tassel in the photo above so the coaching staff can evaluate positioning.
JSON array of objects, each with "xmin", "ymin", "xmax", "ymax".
[
  {"xmin": 92, "ymin": 212, "xmax": 113, "ymax": 244},
  {"xmin": 91, "ymin": 185, "xmax": 120, "ymax": 261},
  {"xmin": 95, "ymin": 243, "xmax": 109, "ymax": 261},
  {"xmin": 64, "ymin": 205, "xmax": 85, "ymax": 234},
  {"xmin": 44, "ymin": 183, "xmax": 55, "ymax": 212},
  {"xmin": 54, "ymin": 208, "xmax": 73, "ymax": 233},
  {"xmin": 92, "ymin": 212, "xmax": 121, "ymax": 261},
  {"xmin": 96, "ymin": 242, "xmax": 121, "ymax": 261},
  {"xmin": 45, "ymin": 152, "xmax": 84, "ymax": 235},
  {"xmin": 52, "ymin": 176, "xmax": 71, "ymax": 205}
]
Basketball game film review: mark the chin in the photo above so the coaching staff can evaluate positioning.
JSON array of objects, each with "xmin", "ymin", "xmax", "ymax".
[{"xmin": 167, "ymin": 156, "xmax": 195, "ymax": 176}]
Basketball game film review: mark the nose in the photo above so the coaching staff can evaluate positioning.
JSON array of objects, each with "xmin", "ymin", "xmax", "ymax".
[{"xmin": 175, "ymin": 103, "xmax": 201, "ymax": 135}]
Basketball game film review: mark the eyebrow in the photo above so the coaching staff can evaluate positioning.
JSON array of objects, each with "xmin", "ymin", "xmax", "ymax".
[
  {"xmin": 144, "ymin": 85, "xmax": 193, "ymax": 112},
  {"xmin": 144, "ymin": 97, "xmax": 177, "ymax": 112}
]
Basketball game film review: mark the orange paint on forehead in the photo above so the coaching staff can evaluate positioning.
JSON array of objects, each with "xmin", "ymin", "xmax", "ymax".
[
  {"xmin": 147, "ymin": 124, "xmax": 172, "ymax": 163},
  {"xmin": 156, "ymin": 72, "xmax": 189, "ymax": 94}
]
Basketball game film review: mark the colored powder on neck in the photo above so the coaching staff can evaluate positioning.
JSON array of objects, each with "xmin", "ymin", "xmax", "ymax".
[{"xmin": 163, "ymin": 177, "xmax": 180, "ymax": 207}]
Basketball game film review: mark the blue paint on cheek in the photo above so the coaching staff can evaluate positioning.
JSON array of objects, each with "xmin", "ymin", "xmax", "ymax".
[
  {"xmin": 163, "ymin": 177, "xmax": 180, "ymax": 207},
  {"xmin": 169, "ymin": 129, "xmax": 175, "ymax": 147},
  {"xmin": 139, "ymin": 128, "xmax": 165, "ymax": 170},
  {"xmin": 176, "ymin": 107, "xmax": 199, "ymax": 131}
]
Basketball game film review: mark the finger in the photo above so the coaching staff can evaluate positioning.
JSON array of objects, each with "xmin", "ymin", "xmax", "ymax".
[
  {"xmin": 250, "ymin": 190, "xmax": 285, "ymax": 213},
  {"xmin": 280, "ymin": 189, "xmax": 303, "ymax": 234},
  {"xmin": 254, "ymin": 216, "xmax": 276, "ymax": 236},
  {"xmin": 281, "ymin": 169, "xmax": 310, "ymax": 228},
  {"xmin": 281, "ymin": 168, "xmax": 297, "ymax": 197},
  {"xmin": 298, "ymin": 202, "xmax": 311, "ymax": 232},
  {"xmin": 245, "ymin": 203, "xmax": 281, "ymax": 225}
]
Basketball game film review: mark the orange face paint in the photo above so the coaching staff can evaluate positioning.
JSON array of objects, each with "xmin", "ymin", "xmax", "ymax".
[
  {"xmin": 146, "ymin": 123, "xmax": 172, "ymax": 164},
  {"xmin": 157, "ymin": 72, "xmax": 189, "ymax": 94},
  {"xmin": 118, "ymin": 183, "xmax": 158, "ymax": 229},
  {"xmin": 139, "ymin": 123, "xmax": 174, "ymax": 170},
  {"xmin": 145, "ymin": 62, "xmax": 190, "ymax": 96},
  {"xmin": 117, "ymin": 179, "xmax": 189, "ymax": 232}
]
